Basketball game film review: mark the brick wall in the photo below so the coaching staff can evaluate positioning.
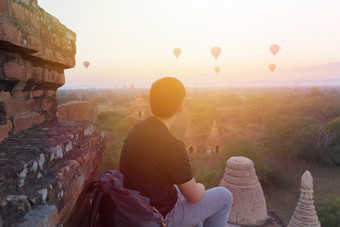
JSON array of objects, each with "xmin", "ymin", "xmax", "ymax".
[
  {"xmin": 0, "ymin": 1, "xmax": 106, "ymax": 226},
  {"xmin": 58, "ymin": 98, "xmax": 98, "ymax": 123},
  {"xmin": 0, "ymin": 0, "xmax": 76, "ymax": 143}
]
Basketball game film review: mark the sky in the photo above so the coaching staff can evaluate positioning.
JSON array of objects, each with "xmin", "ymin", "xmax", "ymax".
[{"xmin": 38, "ymin": 0, "xmax": 340, "ymax": 88}]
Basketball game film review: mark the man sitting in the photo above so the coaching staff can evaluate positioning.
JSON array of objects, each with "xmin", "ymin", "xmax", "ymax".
[{"xmin": 119, "ymin": 77, "xmax": 233, "ymax": 226}]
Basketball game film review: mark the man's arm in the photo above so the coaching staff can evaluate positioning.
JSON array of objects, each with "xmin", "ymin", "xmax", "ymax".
[{"xmin": 178, "ymin": 177, "xmax": 205, "ymax": 203}]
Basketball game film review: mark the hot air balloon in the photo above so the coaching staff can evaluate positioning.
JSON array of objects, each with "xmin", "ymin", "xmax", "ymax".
[
  {"xmin": 269, "ymin": 64, "xmax": 276, "ymax": 72},
  {"xmin": 83, "ymin": 61, "xmax": 90, "ymax": 69},
  {"xmin": 270, "ymin": 44, "xmax": 280, "ymax": 56},
  {"xmin": 214, "ymin": 66, "xmax": 220, "ymax": 74},
  {"xmin": 173, "ymin": 48, "xmax": 181, "ymax": 59},
  {"xmin": 211, "ymin": 47, "xmax": 221, "ymax": 60}
]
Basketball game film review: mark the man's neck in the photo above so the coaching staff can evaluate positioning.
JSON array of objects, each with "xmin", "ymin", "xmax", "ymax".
[{"xmin": 152, "ymin": 114, "xmax": 176, "ymax": 130}]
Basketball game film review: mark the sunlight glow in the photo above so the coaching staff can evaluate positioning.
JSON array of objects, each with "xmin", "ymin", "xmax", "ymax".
[{"xmin": 38, "ymin": 0, "xmax": 340, "ymax": 88}]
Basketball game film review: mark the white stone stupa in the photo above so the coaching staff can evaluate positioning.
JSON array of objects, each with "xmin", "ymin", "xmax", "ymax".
[
  {"xmin": 220, "ymin": 156, "xmax": 268, "ymax": 225},
  {"xmin": 288, "ymin": 170, "xmax": 321, "ymax": 227}
]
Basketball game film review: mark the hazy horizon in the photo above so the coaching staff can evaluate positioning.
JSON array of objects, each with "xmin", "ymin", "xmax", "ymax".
[{"xmin": 59, "ymin": 61, "xmax": 340, "ymax": 89}]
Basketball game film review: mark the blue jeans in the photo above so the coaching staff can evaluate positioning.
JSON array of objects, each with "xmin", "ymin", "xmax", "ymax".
[{"xmin": 165, "ymin": 186, "xmax": 233, "ymax": 227}]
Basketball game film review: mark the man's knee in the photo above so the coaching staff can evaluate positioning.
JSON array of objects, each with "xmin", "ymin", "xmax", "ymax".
[{"xmin": 216, "ymin": 187, "xmax": 233, "ymax": 208}]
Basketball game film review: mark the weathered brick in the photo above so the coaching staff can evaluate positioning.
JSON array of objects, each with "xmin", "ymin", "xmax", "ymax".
[
  {"xmin": 66, "ymin": 57, "xmax": 76, "ymax": 67},
  {"xmin": 32, "ymin": 112, "xmax": 45, "ymax": 125},
  {"xmin": 11, "ymin": 2, "xmax": 28, "ymax": 22},
  {"xmin": 45, "ymin": 111, "xmax": 55, "ymax": 122},
  {"xmin": 50, "ymin": 33, "xmax": 61, "ymax": 47},
  {"xmin": 0, "ymin": 0, "xmax": 8, "ymax": 15},
  {"xmin": 43, "ymin": 69, "xmax": 63, "ymax": 84},
  {"xmin": 26, "ymin": 98, "xmax": 34, "ymax": 105},
  {"xmin": 42, "ymin": 99, "xmax": 52, "ymax": 111},
  {"xmin": 59, "ymin": 72, "xmax": 65, "ymax": 85},
  {"xmin": 65, "ymin": 31, "xmax": 76, "ymax": 41},
  {"xmin": 0, "ymin": 23, "xmax": 22, "ymax": 45},
  {"xmin": 43, "ymin": 69, "xmax": 51, "ymax": 82},
  {"xmin": 26, "ymin": 35, "xmax": 41, "ymax": 51},
  {"xmin": 31, "ymin": 90, "xmax": 43, "ymax": 98},
  {"xmin": 0, "ymin": 120, "xmax": 13, "ymax": 142},
  {"xmin": 4, "ymin": 99, "xmax": 29, "ymax": 116},
  {"xmin": 18, "ymin": 0, "xmax": 30, "ymax": 6},
  {"xmin": 31, "ymin": 0, "xmax": 37, "ymax": 8},
  {"xmin": 14, "ymin": 114, "xmax": 31, "ymax": 130},
  {"xmin": 28, "ymin": 66, "xmax": 43, "ymax": 82},
  {"xmin": 44, "ymin": 48, "xmax": 54, "ymax": 61},
  {"xmin": 4, "ymin": 62, "xmax": 27, "ymax": 81},
  {"xmin": 41, "ymin": 13, "xmax": 51, "ymax": 28},
  {"xmin": 21, "ymin": 59, "xmax": 33, "ymax": 72},
  {"xmin": 12, "ymin": 91, "xmax": 26, "ymax": 98},
  {"xmin": 29, "ymin": 12, "xmax": 40, "ymax": 31},
  {"xmin": 55, "ymin": 52, "xmax": 65, "ymax": 64},
  {"xmin": 0, "ymin": 92, "xmax": 10, "ymax": 102},
  {"xmin": 52, "ymin": 71, "xmax": 58, "ymax": 82},
  {"xmin": 61, "ymin": 38, "xmax": 72, "ymax": 51},
  {"xmin": 47, "ymin": 90, "xmax": 55, "ymax": 97}
]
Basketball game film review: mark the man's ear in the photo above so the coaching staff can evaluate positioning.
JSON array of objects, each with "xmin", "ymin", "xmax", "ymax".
[{"xmin": 178, "ymin": 103, "xmax": 183, "ymax": 113}]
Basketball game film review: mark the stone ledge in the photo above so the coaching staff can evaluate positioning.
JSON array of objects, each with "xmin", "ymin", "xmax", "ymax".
[
  {"xmin": 0, "ymin": 120, "xmax": 100, "ymax": 191},
  {"xmin": 18, "ymin": 205, "xmax": 59, "ymax": 227},
  {"xmin": 0, "ymin": 120, "xmax": 105, "ymax": 226}
]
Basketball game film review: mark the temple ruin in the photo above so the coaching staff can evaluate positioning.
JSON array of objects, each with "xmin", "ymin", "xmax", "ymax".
[
  {"xmin": 205, "ymin": 120, "xmax": 223, "ymax": 154},
  {"xmin": 0, "ymin": 0, "xmax": 105, "ymax": 226},
  {"xmin": 130, "ymin": 91, "xmax": 149, "ymax": 119},
  {"xmin": 58, "ymin": 98, "xmax": 98, "ymax": 123}
]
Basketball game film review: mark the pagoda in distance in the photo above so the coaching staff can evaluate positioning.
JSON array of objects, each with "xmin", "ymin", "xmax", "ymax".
[
  {"xmin": 205, "ymin": 120, "xmax": 224, "ymax": 154},
  {"xmin": 130, "ymin": 91, "xmax": 150, "ymax": 119},
  {"xmin": 182, "ymin": 120, "xmax": 224, "ymax": 154}
]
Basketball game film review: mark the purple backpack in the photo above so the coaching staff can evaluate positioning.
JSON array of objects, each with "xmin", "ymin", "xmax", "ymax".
[{"xmin": 88, "ymin": 170, "xmax": 167, "ymax": 227}]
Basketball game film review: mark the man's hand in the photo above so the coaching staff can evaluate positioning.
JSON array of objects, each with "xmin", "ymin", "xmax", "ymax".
[{"xmin": 178, "ymin": 178, "xmax": 205, "ymax": 203}]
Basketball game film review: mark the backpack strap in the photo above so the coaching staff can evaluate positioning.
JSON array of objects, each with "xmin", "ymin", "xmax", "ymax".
[
  {"xmin": 140, "ymin": 200, "xmax": 167, "ymax": 227},
  {"xmin": 152, "ymin": 206, "xmax": 167, "ymax": 227},
  {"xmin": 88, "ymin": 182, "xmax": 104, "ymax": 227}
]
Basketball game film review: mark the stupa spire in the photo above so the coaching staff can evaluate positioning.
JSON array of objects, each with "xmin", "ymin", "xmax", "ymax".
[
  {"xmin": 205, "ymin": 120, "xmax": 223, "ymax": 154},
  {"xmin": 288, "ymin": 170, "xmax": 321, "ymax": 227},
  {"xmin": 209, "ymin": 120, "xmax": 220, "ymax": 138}
]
